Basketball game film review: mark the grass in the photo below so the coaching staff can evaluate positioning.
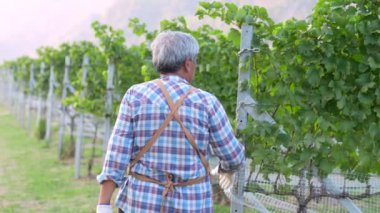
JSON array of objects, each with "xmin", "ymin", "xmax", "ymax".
[
  {"xmin": 0, "ymin": 108, "xmax": 100, "ymax": 212},
  {"xmin": 0, "ymin": 107, "xmax": 238, "ymax": 213}
]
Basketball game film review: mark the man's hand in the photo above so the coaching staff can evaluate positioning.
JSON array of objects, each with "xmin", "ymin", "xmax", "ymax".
[
  {"xmin": 210, "ymin": 165, "xmax": 234, "ymax": 190},
  {"xmin": 219, "ymin": 172, "xmax": 233, "ymax": 189},
  {"xmin": 96, "ymin": 204, "xmax": 113, "ymax": 213}
]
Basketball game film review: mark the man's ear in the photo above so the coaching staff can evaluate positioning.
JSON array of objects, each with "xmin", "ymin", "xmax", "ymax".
[{"xmin": 184, "ymin": 58, "xmax": 192, "ymax": 73}]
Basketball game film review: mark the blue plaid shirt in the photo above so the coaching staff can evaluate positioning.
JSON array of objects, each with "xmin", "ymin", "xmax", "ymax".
[{"xmin": 97, "ymin": 75, "xmax": 245, "ymax": 212}]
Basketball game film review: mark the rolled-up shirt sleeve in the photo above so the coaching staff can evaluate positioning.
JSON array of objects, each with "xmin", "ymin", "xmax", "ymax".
[
  {"xmin": 208, "ymin": 95, "xmax": 245, "ymax": 172},
  {"xmin": 97, "ymin": 90, "xmax": 134, "ymax": 187}
]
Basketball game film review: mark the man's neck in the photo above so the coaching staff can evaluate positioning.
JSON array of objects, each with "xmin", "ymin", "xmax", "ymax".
[{"xmin": 160, "ymin": 69, "xmax": 191, "ymax": 84}]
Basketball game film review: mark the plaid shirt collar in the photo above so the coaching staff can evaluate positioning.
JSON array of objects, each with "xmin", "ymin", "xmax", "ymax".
[{"xmin": 160, "ymin": 74, "xmax": 190, "ymax": 85}]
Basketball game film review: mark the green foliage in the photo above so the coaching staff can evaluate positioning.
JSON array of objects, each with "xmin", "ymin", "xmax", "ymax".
[
  {"xmin": 92, "ymin": 21, "xmax": 126, "ymax": 62},
  {"xmin": 196, "ymin": 1, "xmax": 274, "ymax": 31},
  {"xmin": 2, "ymin": 0, "xmax": 380, "ymax": 179},
  {"xmin": 128, "ymin": 18, "xmax": 157, "ymax": 41},
  {"xmin": 11, "ymin": 56, "xmax": 34, "ymax": 93},
  {"xmin": 63, "ymin": 41, "xmax": 108, "ymax": 117},
  {"xmin": 246, "ymin": 0, "xmax": 380, "ymax": 177}
]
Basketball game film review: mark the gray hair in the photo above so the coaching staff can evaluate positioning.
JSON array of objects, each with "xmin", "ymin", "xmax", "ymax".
[{"xmin": 151, "ymin": 31, "xmax": 199, "ymax": 73}]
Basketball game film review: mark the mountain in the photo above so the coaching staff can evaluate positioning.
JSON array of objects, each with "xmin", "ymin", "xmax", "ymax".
[
  {"xmin": 97, "ymin": 0, "xmax": 317, "ymax": 44},
  {"xmin": 0, "ymin": 0, "xmax": 317, "ymax": 62}
]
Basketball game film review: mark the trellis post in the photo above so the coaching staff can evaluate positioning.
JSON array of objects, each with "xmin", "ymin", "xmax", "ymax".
[
  {"xmin": 58, "ymin": 56, "xmax": 71, "ymax": 159},
  {"xmin": 0, "ymin": 69, "xmax": 5, "ymax": 103},
  {"xmin": 74, "ymin": 55, "xmax": 89, "ymax": 179},
  {"xmin": 323, "ymin": 177, "xmax": 363, "ymax": 213},
  {"xmin": 11, "ymin": 66, "xmax": 17, "ymax": 115},
  {"xmin": 7, "ymin": 67, "xmax": 14, "ymax": 111},
  {"xmin": 19, "ymin": 65, "xmax": 26, "ymax": 129},
  {"xmin": 27, "ymin": 63, "xmax": 35, "ymax": 134},
  {"xmin": 36, "ymin": 62, "xmax": 45, "ymax": 127},
  {"xmin": 103, "ymin": 59, "xmax": 115, "ymax": 156},
  {"xmin": 231, "ymin": 24, "xmax": 254, "ymax": 213},
  {"xmin": 45, "ymin": 65, "xmax": 55, "ymax": 143}
]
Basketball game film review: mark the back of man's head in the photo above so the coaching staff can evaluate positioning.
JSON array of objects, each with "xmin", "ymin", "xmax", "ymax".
[{"xmin": 151, "ymin": 31, "xmax": 199, "ymax": 73}]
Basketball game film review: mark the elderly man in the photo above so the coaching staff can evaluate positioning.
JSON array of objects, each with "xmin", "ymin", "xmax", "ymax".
[{"xmin": 97, "ymin": 31, "xmax": 245, "ymax": 213}]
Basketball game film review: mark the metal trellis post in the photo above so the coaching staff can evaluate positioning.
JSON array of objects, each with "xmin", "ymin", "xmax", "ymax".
[
  {"xmin": 103, "ymin": 60, "xmax": 115, "ymax": 156},
  {"xmin": 8, "ymin": 68, "xmax": 14, "ymax": 110},
  {"xmin": 58, "ymin": 56, "xmax": 71, "ymax": 159},
  {"xmin": 19, "ymin": 65, "xmax": 26, "ymax": 129},
  {"xmin": 28, "ymin": 63, "xmax": 35, "ymax": 134},
  {"xmin": 231, "ymin": 24, "xmax": 271, "ymax": 213},
  {"xmin": 232, "ymin": 24, "xmax": 252, "ymax": 213},
  {"xmin": 323, "ymin": 177, "xmax": 362, "ymax": 213},
  {"xmin": 74, "ymin": 55, "xmax": 89, "ymax": 179},
  {"xmin": 45, "ymin": 65, "xmax": 55, "ymax": 143},
  {"xmin": 10, "ymin": 67, "xmax": 17, "ymax": 115},
  {"xmin": 36, "ymin": 62, "xmax": 45, "ymax": 127}
]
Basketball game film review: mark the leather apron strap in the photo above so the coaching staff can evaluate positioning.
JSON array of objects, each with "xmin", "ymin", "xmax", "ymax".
[{"xmin": 126, "ymin": 79, "xmax": 210, "ymax": 213}]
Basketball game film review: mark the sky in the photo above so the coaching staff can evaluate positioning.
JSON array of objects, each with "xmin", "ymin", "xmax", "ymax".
[
  {"xmin": 0, "ymin": 0, "xmax": 116, "ymax": 62},
  {"xmin": 0, "ymin": 0, "xmax": 317, "ymax": 63}
]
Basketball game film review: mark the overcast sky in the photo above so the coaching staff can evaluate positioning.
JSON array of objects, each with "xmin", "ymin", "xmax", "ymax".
[{"xmin": 0, "ymin": 0, "xmax": 316, "ymax": 63}]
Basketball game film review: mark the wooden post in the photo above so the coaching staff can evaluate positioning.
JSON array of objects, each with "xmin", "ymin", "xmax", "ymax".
[
  {"xmin": 58, "ymin": 56, "xmax": 70, "ymax": 159},
  {"xmin": 36, "ymin": 62, "xmax": 45, "ymax": 127},
  {"xmin": 231, "ymin": 24, "xmax": 253, "ymax": 213},
  {"xmin": 103, "ymin": 60, "xmax": 115, "ymax": 156},
  {"xmin": 45, "ymin": 65, "xmax": 55, "ymax": 143},
  {"xmin": 74, "ymin": 55, "xmax": 89, "ymax": 179},
  {"xmin": 27, "ymin": 63, "xmax": 35, "ymax": 134}
]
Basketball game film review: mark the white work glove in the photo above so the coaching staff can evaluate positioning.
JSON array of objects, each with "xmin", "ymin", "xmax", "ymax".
[
  {"xmin": 210, "ymin": 164, "xmax": 234, "ymax": 190},
  {"xmin": 96, "ymin": 204, "xmax": 113, "ymax": 213}
]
